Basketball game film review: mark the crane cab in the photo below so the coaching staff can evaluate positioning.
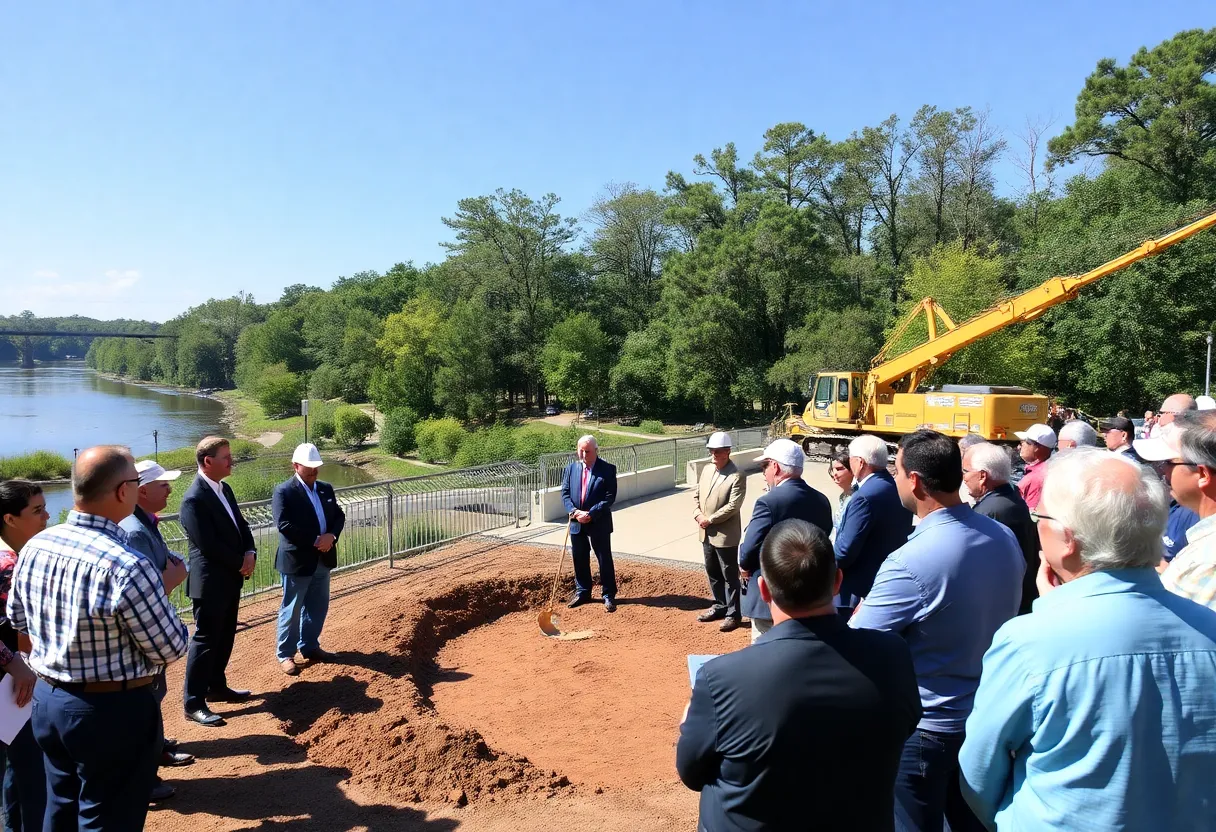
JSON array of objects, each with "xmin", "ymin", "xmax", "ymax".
[{"xmin": 804, "ymin": 372, "xmax": 866, "ymax": 427}]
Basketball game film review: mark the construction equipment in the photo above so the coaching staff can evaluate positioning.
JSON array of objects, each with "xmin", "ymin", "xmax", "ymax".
[
  {"xmin": 783, "ymin": 208, "xmax": 1216, "ymax": 455},
  {"xmin": 537, "ymin": 527, "xmax": 594, "ymax": 640}
]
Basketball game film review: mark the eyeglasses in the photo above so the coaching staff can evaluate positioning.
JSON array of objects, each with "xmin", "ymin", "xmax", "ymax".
[
  {"xmin": 1151, "ymin": 459, "xmax": 1200, "ymax": 473},
  {"xmin": 1030, "ymin": 509, "xmax": 1056, "ymax": 524}
]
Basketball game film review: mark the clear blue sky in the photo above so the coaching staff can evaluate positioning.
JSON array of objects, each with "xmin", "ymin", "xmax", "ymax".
[{"xmin": 1, "ymin": 2, "xmax": 1210, "ymax": 322}]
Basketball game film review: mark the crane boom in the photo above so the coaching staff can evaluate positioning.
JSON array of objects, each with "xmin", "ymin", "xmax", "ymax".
[{"xmin": 869, "ymin": 208, "xmax": 1216, "ymax": 392}]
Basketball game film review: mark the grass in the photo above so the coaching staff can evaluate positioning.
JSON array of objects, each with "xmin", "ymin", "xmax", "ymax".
[
  {"xmin": 0, "ymin": 451, "xmax": 73, "ymax": 480},
  {"xmin": 639, "ymin": 419, "xmax": 666, "ymax": 435}
]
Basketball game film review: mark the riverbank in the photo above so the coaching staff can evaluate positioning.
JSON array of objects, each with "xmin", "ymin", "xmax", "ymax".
[{"xmin": 0, "ymin": 450, "xmax": 72, "ymax": 481}]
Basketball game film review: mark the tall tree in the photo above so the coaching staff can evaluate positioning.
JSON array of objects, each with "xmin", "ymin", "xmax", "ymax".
[
  {"xmin": 692, "ymin": 143, "xmax": 759, "ymax": 207},
  {"xmin": 856, "ymin": 114, "xmax": 924, "ymax": 278},
  {"xmin": 752, "ymin": 122, "xmax": 816, "ymax": 207},
  {"xmin": 540, "ymin": 313, "xmax": 610, "ymax": 413},
  {"xmin": 805, "ymin": 136, "xmax": 871, "ymax": 257},
  {"xmin": 912, "ymin": 105, "xmax": 963, "ymax": 245},
  {"xmin": 952, "ymin": 107, "xmax": 1007, "ymax": 249},
  {"xmin": 585, "ymin": 184, "xmax": 674, "ymax": 330}
]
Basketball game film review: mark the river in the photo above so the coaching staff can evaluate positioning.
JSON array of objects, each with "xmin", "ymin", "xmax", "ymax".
[{"xmin": 0, "ymin": 361, "xmax": 373, "ymax": 518}]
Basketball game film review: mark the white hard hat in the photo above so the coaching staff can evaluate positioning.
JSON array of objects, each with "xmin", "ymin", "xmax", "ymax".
[
  {"xmin": 758, "ymin": 438, "xmax": 804, "ymax": 468},
  {"xmin": 1198, "ymin": 395, "xmax": 1216, "ymax": 411},
  {"xmin": 134, "ymin": 460, "xmax": 182, "ymax": 486},
  {"xmin": 1014, "ymin": 423, "xmax": 1058, "ymax": 450},
  {"xmin": 291, "ymin": 443, "xmax": 324, "ymax": 468},
  {"xmin": 705, "ymin": 431, "xmax": 733, "ymax": 449}
]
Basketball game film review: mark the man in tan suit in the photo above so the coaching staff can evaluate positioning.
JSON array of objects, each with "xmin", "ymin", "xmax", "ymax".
[{"xmin": 694, "ymin": 432, "xmax": 747, "ymax": 632}]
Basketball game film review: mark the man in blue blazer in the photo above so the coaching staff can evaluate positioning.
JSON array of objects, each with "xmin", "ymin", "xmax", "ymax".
[
  {"xmin": 272, "ymin": 444, "xmax": 346, "ymax": 675},
  {"xmin": 738, "ymin": 439, "xmax": 832, "ymax": 641},
  {"xmin": 678, "ymin": 519, "xmax": 922, "ymax": 831},
  {"xmin": 834, "ymin": 434, "xmax": 913, "ymax": 609},
  {"xmin": 561, "ymin": 435, "xmax": 618, "ymax": 612}
]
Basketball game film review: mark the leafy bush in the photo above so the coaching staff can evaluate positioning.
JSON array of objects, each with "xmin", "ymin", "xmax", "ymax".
[
  {"xmin": 308, "ymin": 364, "xmax": 344, "ymax": 400},
  {"xmin": 380, "ymin": 407, "xmax": 420, "ymax": 456},
  {"xmin": 306, "ymin": 399, "xmax": 338, "ymax": 440},
  {"xmin": 255, "ymin": 363, "xmax": 303, "ymax": 418},
  {"xmin": 639, "ymin": 419, "xmax": 665, "ymax": 435},
  {"xmin": 512, "ymin": 426, "xmax": 579, "ymax": 464},
  {"xmin": 334, "ymin": 406, "xmax": 375, "ymax": 448},
  {"xmin": 0, "ymin": 450, "xmax": 73, "ymax": 480},
  {"xmin": 453, "ymin": 424, "xmax": 516, "ymax": 467},
  {"xmin": 415, "ymin": 417, "xmax": 468, "ymax": 463}
]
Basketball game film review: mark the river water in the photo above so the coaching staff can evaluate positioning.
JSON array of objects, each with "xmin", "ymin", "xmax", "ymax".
[{"xmin": 0, "ymin": 361, "xmax": 373, "ymax": 519}]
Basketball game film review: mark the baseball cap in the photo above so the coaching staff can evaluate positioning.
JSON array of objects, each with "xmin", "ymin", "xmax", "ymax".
[
  {"xmin": 1133, "ymin": 422, "xmax": 1184, "ymax": 462},
  {"xmin": 1103, "ymin": 416, "xmax": 1135, "ymax": 436},
  {"xmin": 134, "ymin": 460, "xmax": 182, "ymax": 486},
  {"xmin": 705, "ymin": 431, "xmax": 733, "ymax": 449},
  {"xmin": 1014, "ymin": 423, "xmax": 1058, "ymax": 450},
  {"xmin": 291, "ymin": 443, "xmax": 324, "ymax": 468},
  {"xmin": 1198, "ymin": 395, "xmax": 1216, "ymax": 411},
  {"xmin": 758, "ymin": 438, "xmax": 804, "ymax": 469}
]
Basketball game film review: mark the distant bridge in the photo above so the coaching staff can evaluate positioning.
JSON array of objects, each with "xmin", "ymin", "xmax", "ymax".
[{"xmin": 0, "ymin": 330, "xmax": 175, "ymax": 368}]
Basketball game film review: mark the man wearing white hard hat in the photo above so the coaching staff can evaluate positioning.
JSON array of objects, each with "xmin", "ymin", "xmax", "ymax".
[
  {"xmin": 693, "ymin": 432, "xmax": 747, "ymax": 632},
  {"xmin": 1014, "ymin": 423, "xmax": 1057, "ymax": 511},
  {"xmin": 272, "ymin": 444, "xmax": 346, "ymax": 675},
  {"xmin": 119, "ymin": 459, "xmax": 195, "ymax": 799},
  {"xmin": 737, "ymin": 439, "xmax": 832, "ymax": 642}
]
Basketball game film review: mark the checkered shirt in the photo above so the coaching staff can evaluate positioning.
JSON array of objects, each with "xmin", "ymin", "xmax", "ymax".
[
  {"xmin": 7, "ymin": 511, "xmax": 189, "ymax": 683},
  {"xmin": 1161, "ymin": 514, "xmax": 1216, "ymax": 612}
]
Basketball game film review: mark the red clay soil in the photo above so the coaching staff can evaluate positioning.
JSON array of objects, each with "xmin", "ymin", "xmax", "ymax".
[{"xmin": 147, "ymin": 537, "xmax": 747, "ymax": 832}]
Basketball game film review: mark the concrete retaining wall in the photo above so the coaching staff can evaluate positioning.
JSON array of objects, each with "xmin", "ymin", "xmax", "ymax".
[
  {"xmin": 534, "ymin": 464, "xmax": 679, "ymax": 523},
  {"xmin": 684, "ymin": 447, "xmax": 766, "ymax": 486}
]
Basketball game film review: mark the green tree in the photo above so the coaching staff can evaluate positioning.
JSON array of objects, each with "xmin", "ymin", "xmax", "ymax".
[
  {"xmin": 540, "ymin": 313, "xmax": 610, "ymax": 413},
  {"xmin": 434, "ymin": 300, "xmax": 496, "ymax": 421},
  {"xmin": 370, "ymin": 295, "xmax": 445, "ymax": 414},
  {"xmin": 334, "ymin": 406, "xmax": 375, "ymax": 448},
  {"xmin": 255, "ymin": 363, "xmax": 304, "ymax": 417},
  {"xmin": 611, "ymin": 322, "xmax": 674, "ymax": 416},
  {"xmin": 768, "ymin": 306, "xmax": 884, "ymax": 398},
  {"xmin": 379, "ymin": 407, "xmax": 420, "ymax": 456},
  {"xmin": 415, "ymin": 417, "xmax": 469, "ymax": 463},
  {"xmin": 584, "ymin": 184, "xmax": 674, "ymax": 332},
  {"xmin": 752, "ymin": 122, "xmax": 816, "ymax": 208}
]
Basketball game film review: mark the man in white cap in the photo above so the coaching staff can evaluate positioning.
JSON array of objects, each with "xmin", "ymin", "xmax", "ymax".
[
  {"xmin": 1014, "ymin": 423, "xmax": 1057, "ymax": 511},
  {"xmin": 119, "ymin": 459, "xmax": 194, "ymax": 799},
  {"xmin": 693, "ymin": 432, "xmax": 747, "ymax": 632},
  {"xmin": 737, "ymin": 439, "xmax": 832, "ymax": 642},
  {"xmin": 272, "ymin": 443, "xmax": 346, "ymax": 675}
]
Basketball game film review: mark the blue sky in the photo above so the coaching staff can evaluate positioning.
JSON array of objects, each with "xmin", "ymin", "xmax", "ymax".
[{"xmin": 1, "ymin": 2, "xmax": 1210, "ymax": 322}]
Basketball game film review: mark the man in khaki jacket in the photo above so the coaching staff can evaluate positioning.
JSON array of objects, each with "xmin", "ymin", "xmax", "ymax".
[{"xmin": 694, "ymin": 432, "xmax": 747, "ymax": 632}]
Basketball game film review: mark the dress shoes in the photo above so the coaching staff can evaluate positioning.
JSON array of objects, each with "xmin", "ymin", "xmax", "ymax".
[
  {"xmin": 301, "ymin": 648, "xmax": 337, "ymax": 663},
  {"xmin": 161, "ymin": 749, "xmax": 195, "ymax": 767},
  {"xmin": 206, "ymin": 687, "xmax": 252, "ymax": 703},
  {"xmin": 719, "ymin": 616, "xmax": 742, "ymax": 633},
  {"xmin": 163, "ymin": 738, "xmax": 179, "ymax": 752},
  {"xmin": 567, "ymin": 594, "xmax": 591, "ymax": 609},
  {"xmin": 280, "ymin": 658, "xmax": 300, "ymax": 676},
  {"xmin": 149, "ymin": 778, "xmax": 175, "ymax": 803},
  {"xmin": 603, "ymin": 597, "xmax": 617, "ymax": 613},
  {"xmin": 697, "ymin": 608, "xmax": 726, "ymax": 623},
  {"xmin": 184, "ymin": 708, "xmax": 225, "ymax": 727}
]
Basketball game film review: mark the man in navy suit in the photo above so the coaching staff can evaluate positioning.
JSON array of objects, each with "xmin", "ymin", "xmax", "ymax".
[
  {"xmin": 678, "ymin": 519, "xmax": 922, "ymax": 831},
  {"xmin": 738, "ymin": 439, "xmax": 832, "ymax": 641},
  {"xmin": 834, "ymin": 434, "xmax": 913, "ymax": 609},
  {"xmin": 179, "ymin": 436, "xmax": 257, "ymax": 727},
  {"xmin": 561, "ymin": 435, "xmax": 618, "ymax": 612},
  {"xmin": 272, "ymin": 444, "xmax": 346, "ymax": 676}
]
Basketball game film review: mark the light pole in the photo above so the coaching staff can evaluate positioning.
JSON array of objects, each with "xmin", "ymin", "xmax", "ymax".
[{"xmin": 1207, "ymin": 332, "xmax": 1213, "ymax": 397}]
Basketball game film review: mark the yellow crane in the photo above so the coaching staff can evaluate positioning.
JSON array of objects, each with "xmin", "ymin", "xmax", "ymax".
[{"xmin": 783, "ymin": 208, "xmax": 1216, "ymax": 452}]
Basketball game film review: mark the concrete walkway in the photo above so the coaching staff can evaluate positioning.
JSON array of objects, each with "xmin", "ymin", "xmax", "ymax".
[{"xmin": 493, "ymin": 463, "xmax": 840, "ymax": 566}]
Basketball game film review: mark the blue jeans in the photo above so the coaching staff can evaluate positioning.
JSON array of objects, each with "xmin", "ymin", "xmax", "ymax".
[
  {"xmin": 31, "ymin": 680, "xmax": 160, "ymax": 832},
  {"xmin": 3, "ymin": 720, "xmax": 46, "ymax": 832},
  {"xmin": 276, "ymin": 566, "xmax": 332, "ymax": 660},
  {"xmin": 894, "ymin": 728, "xmax": 985, "ymax": 832}
]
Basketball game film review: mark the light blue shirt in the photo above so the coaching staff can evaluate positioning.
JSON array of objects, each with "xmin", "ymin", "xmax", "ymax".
[
  {"xmin": 959, "ymin": 568, "xmax": 1216, "ymax": 831},
  {"xmin": 296, "ymin": 474, "xmax": 327, "ymax": 536},
  {"xmin": 850, "ymin": 504, "xmax": 1023, "ymax": 732}
]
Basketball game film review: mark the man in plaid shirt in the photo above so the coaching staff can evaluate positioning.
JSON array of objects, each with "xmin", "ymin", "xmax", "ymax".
[{"xmin": 7, "ymin": 446, "xmax": 189, "ymax": 831}]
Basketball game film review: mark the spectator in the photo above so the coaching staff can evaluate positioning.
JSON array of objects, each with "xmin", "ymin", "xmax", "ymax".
[
  {"xmin": 1014, "ymin": 423, "xmax": 1056, "ymax": 510},
  {"xmin": 826, "ymin": 449, "xmax": 853, "ymax": 531},
  {"xmin": 0, "ymin": 481, "xmax": 46, "ymax": 831},
  {"xmin": 962, "ymin": 443, "xmax": 1040, "ymax": 614},
  {"xmin": 1143, "ymin": 410, "xmax": 1157, "ymax": 436},
  {"xmin": 561, "ymin": 435, "xmax": 618, "ymax": 612},
  {"xmin": 1150, "ymin": 393, "xmax": 1197, "ymax": 437},
  {"xmin": 1103, "ymin": 416, "xmax": 1140, "ymax": 462},
  {"xmin": 1136, "ymin": 412, "xmax": 1216, "ymax": 610},
  {"xmin": 833, "ymin": 435, "xmax": 913, "ymax": 610},
  {"xmin": 956, "ymin": 434, "xmax": 987, "ymax": 505},
  {"xmin": 959, "ymin": 449, "xmax": 1216, "ymax": 830},
  {"xmin": 677, "ymin": 519, "xmax": 921, "ymax": 831},
  {"xmin": 692, "ymin": 433, "xmax": 746, "ymax": 632},
  {"xmin": 8, "ymin": 447, "xmax": 189, "ymax": 831},
  {"xmin": 738, "ymin": 440, "xmax": 832, "ymax": 642},
  {"xmin": 1057, "ymin": 419, "xmax": 1098, "ymax": 450},
  {"xmin": 852, "ymin": 430, "xmax": 1024, "ymax": 832}
]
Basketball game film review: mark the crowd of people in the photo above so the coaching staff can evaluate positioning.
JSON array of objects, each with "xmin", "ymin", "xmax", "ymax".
[
  {"xmin": 0, "ymin": 437, "xmax": 345, "ymax": 830},
  {"xmin": 676, "ymin": 392, "xmax": 1216, "ymax": 831}
]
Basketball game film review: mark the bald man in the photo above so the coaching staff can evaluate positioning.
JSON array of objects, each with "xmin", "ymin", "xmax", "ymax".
[
  {"xmin": 1151, "ymin": 393, "xmax": 1197, "ymax": 438},
  {"xmin": 9, "ymin": 446, "xmax": 189, "ymax": 830}
]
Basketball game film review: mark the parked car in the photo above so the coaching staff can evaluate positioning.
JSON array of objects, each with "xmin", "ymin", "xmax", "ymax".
[
  {"xmin": 545, "ymin": 405, "xmax": 559, "ymax": 416},
  {"xmin": 582, "ymin": 408, "xmax": 596, "ymax": 419}
]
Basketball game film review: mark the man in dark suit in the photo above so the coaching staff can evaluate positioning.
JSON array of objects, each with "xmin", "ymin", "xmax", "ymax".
[
  {"xmin": 179, "ymin": 436, "xmax": 257, "ymax": 726},
  {"xmin": 272, "ymin": 443, "xmax": 346, "ymax": 676},
  {"xmin": 834, "ymin": 434, "xmax": 913, "ymax": 609},
  {"xmin": 963, "ymin": 442, "xmax": 1040, "ymax": 613},
  {"xmin": 738, "ymin": 439, "xmax": 832, "ymax": 641},
  {"xmin": 678, "ymin": 519, "xmax": 922, "ymax": 831},
  {"xmin": 561, "ymin": 435, "xmax": 618, "ymax": 612}
]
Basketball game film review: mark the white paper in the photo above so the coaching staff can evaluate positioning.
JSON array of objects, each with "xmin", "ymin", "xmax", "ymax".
[{"xmin": 0, "ymin": 675, "xmax": 33, "ymax": 745}]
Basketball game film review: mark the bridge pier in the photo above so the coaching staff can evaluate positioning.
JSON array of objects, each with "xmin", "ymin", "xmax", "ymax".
[{"xmin": 20, "ymin": 336, "xmax": 34, "ymax": 369}]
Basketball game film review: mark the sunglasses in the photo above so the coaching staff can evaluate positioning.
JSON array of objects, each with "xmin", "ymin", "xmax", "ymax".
[{"xmin": 1030, "ymin": 509, "xmax": 1056, "ymax": 524}]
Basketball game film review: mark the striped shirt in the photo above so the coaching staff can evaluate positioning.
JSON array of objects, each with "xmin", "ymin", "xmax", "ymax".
[
  {"xmin": 7, "ymin": 511, "xmax": 189, "ymax": 683},
  {"xmin": 1161, "ymin": 514, "xmax": 1216, "ymax": 611}
]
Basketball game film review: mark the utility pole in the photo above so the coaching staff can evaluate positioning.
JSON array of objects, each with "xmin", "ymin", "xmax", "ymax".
[
  {"xmin": 153, "ymin": 430, "xmax": 159, "ymax": 462},
  {"xmin": 1207, "ymin": 333, "xmax": 1213, "ymax": 397}
]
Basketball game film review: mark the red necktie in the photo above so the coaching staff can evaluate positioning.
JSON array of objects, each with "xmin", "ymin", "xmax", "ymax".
[{"xmin": 581, "ymin": 466, "xmax": 590, "ymax": 504}]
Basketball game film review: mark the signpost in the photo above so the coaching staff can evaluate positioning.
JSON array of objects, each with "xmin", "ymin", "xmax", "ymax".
[{"xmin": 302, "ymin": 399, "xmax": 310, "ymax": 442}]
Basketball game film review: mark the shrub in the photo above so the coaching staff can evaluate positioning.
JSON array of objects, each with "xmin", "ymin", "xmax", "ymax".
[
  {"xmin": 639, "ymin": 419, "xmax": 665, "ymax": 435},
  {"xmin": 334, "ymin": 406, "xmax": 375, "ymax": 448},
  {"xmin": 308, "ymin": 364, "xmax": 344, "ymax": 400},
  {"xmin": 453, "ymin": 424, "xmax": 516, "ymax": 467},
  {"xmin": 310, "ymin": 414, "xmax": 336, "ymax": 440},
  {"xmin": 380, "ymin": 407, "xmax": 420, "ymax": 456},
  {"xmin": 512, "ymin": 426, "xmax": 579, "ymax": 464},
  {"xmin": 415, "ymin": 417, "xmax": 468, "ymax": 463},
  {"xmin": 0, "ymin": 450, "xmax": 73, "ymax": 480},
  {"xmin": 255, "ymin": 364, "xmax": 303, "ymax": 418}
]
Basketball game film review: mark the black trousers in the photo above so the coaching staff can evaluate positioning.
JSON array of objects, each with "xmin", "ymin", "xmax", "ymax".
[
  {"xmin": 702, "ymin": 541, "xmax": 741, "ymax": 619},
  {"xmin": 184, "ymin": 586, "xmax": 241, "ymax": 712},
  {"xmin": 571, "ymin": 530, "xmax": 617, "ymax": 599}
]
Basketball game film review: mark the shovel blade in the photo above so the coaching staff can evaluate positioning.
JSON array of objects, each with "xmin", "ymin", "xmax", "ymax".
[{"xmin": 538, "ymin": 609, "xmax": 562, "ymax": 637}]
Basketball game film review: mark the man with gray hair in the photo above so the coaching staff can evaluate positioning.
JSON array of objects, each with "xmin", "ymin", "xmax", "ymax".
[
  {"xmin": 1057, "ymin": 419, "xmax": 1098, "ymax": 450},
  {"xmin": 959, "ymin": 448, "xmax": 1216, "ymax": 829},
  {"xmin": 561, "ymin": 434, "xmax": 618, "ymax": 612},
  {"xmin": 962, "ymin": 443, "xmax": 1040, "ymax": 613},
  {"xmin": 833, "ymin": 434, "xmax": 912, "ymax": 608}
]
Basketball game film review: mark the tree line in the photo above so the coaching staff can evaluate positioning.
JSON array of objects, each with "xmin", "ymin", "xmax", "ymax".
[{"xmin": 84, "ymin": 29, "xmax": 1216, "ymax": 421}]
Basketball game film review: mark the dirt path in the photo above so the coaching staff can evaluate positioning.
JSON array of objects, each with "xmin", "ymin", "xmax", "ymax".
[
  {"xmin": 148, "ymin": 540, "xmax": 735, "ymax": 831},
  {"xmin": 253, "ymin": 431, "xmax": 283, "ymax": 448}
]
